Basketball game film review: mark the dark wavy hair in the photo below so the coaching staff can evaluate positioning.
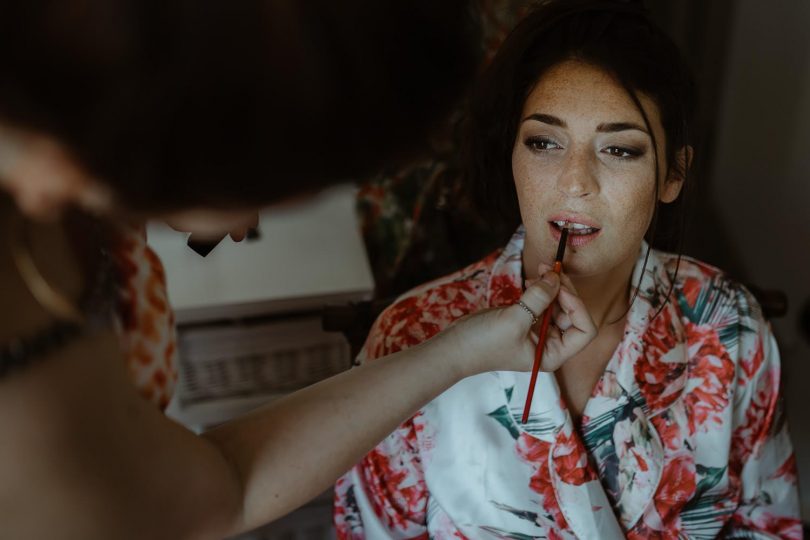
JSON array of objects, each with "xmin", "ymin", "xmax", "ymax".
[
  {"xmin": 464, "ymin": 0, "xmax": 697, "ymax": 255},
  {"xmin": 0, "ymin": 1, "xmax": 480, "ymax": 213}
]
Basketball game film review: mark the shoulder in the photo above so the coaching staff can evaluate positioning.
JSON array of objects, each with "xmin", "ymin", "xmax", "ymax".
[
  {"xmin": 361, "ymin": 250, "xmax": 502, "ymax": 359},
  {"xmin": 392, "ymin": 249, "xmax": 500, "ymax": 309},
  {"xmin": 657, "ymin": 251, "xmax": 777, "ymax": 390},
  {"xmin": 658, "ymin": 251, "xmax": 765, "ymax": 333},
  {"xmin": 653, "ymin": 253, "xmax": 783, "ymax": 444}
]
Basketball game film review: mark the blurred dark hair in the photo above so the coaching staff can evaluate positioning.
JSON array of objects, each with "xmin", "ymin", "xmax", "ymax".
[
  {"xmin": 464, "ymin": 0, "xmax": 697, "ymax": 251},
  {"xmin": 0, "ymin": 1, "xmax": 480, "ymax": 213}
]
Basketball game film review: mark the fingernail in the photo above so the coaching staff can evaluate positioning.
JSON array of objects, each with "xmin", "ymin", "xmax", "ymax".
[{"xmin": 541, "ymin": 271, "xmax": 558, "ymax": 286}]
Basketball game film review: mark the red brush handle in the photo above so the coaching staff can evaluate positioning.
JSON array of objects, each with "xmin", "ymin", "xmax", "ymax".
[{"xmin": 521, "ymin": 260, "xmax": 562, "ymax": 424}]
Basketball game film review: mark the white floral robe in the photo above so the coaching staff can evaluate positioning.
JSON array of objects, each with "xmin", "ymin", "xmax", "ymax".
[{"xmin": 334, "ymin": 228, "xmax": 801, "ymax": 539}]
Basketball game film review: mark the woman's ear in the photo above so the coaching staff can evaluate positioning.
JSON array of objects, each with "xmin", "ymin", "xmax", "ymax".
[{"xmin": 660, "ymin": 145, "xmax": 693, "ymax": 203}]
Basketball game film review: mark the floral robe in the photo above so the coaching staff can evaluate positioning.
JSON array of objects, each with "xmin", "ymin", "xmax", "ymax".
[
  {"xmin": 110, "ymin": 225, "xmax": 178, "ymax": 410},
  {"xmin": 334, "ymin": 228, "xmax": 801, "ymax": 539}
]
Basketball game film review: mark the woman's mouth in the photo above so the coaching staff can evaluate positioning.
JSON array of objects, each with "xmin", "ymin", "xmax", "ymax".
[{"xmin": 549, "ymin": 219, "xmax": 602, "ymax": 247}]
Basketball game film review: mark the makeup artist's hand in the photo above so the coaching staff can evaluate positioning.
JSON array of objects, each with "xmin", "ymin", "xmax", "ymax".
[
  {"xmin": 525, "ymin": 268, "xmax": 597, "ymax": 372},
  {"xmin": 438, "ymin": 269, "xmax": 596, "ymax": 377},
  {"xmin": 164, "ymin": 211, "xmax": 260, "ymax": 241}
]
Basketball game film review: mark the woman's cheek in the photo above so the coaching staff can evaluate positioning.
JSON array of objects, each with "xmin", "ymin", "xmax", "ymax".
[{"xmin": 602, "ymin": 172, "xmax": 657, "ymax": 240}]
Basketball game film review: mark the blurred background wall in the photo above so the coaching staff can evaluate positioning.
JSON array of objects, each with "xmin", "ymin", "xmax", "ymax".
[
  {"xmin": 697, "ymin": 0, "xmax": 809, "ymax": 521},
  {"xmin": 650, "ymin": 0, "xmax": 810, "ymax": 521}
]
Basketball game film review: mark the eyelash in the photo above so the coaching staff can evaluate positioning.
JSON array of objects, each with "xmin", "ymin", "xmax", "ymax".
[
  {"xmin": 524, "ymin": 136, "xmax": 644, "ymax": 160},
  {"xmin": 524, "ymin": 136, "xmax": 560, "ymax": 152},
  {"xmin": 604, "ymin": 146, "xmax": 644, "ymax": 159}
]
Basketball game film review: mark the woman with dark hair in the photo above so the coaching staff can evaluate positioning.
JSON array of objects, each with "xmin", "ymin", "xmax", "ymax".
[
  {"xmin": 334, "ymin": 1, "xmax": 800, "ymax": 538},
  {"xmin": 0, "ymin": 2, "xmax": 601, "ymax": 538}
]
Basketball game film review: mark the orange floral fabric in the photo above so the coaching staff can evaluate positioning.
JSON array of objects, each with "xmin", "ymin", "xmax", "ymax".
[{"xmin": 109, "ymin": 225, "xmax": 177, "ymax": 410}]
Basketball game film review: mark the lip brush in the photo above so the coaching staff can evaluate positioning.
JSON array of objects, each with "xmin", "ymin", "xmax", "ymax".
[{"xmin": 521, "ymin": 226, "xmax": 569, "ymax": 424}]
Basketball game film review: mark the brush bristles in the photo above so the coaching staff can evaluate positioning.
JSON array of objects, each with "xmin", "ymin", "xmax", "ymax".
[{"xmin": 555, "ymin": 228, "xmax": 569, "ymax": 262}]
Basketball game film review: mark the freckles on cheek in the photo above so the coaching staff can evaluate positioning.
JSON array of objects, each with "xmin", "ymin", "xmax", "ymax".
[
  {"xmin": 512, "ymin": 153, "xmax": 551, "ymax": 213},
  {"xmin": 608, "ymin": 182, "xmax": 657, "ymax": 238},
  {"xmin": 513, "ymin": 177, "xmax": 546, "ymax": 222}
]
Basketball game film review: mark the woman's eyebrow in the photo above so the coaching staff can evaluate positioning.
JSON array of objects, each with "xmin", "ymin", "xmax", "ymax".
[
  {"xmin": 596, "ymin": 121, "xmax": 649, "ymax": 134},
  {"xmin": 521, "ymin": 114, "xmax": 649, "ymax": 135},
  {"xmin": 522, "ymin": 113, "xmax": 565, "ymax": 126}
]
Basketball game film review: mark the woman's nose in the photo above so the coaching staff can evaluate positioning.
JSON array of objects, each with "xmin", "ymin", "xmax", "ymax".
[{"xmin": 556, "ymin": 148, "xmax": 598, "ymax": 198}]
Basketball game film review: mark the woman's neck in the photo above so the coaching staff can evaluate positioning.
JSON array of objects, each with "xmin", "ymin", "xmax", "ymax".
[
  {"xmin": 569, "ymin": 259, "xmax": 635, "ymax": 329},
  {"xmin": 523, "ymin": 245, "xmax": 638, "ymax": 330}
]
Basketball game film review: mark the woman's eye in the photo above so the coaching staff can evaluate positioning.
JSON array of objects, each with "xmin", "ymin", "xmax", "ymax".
[
  {"xmin": 525, "ymin": 137, "xmax": 561, "ymax": 152},
  {"xmin": 604, "ymin": 146, "xmax": 643, "ymax": 158}
]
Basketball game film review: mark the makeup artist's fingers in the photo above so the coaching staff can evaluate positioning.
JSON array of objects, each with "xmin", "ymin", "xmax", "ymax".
[
  {"xmin": 549, "ymin": 302, "xmax": 564, "ymax": 326},
  {"xmin": 229, "ymin": 213, "xmax": 260, "ymax": 242},
  {"xmin": 535, "ymin": 262, "xmax": 553, "ymax": 277},
  {"xmin": 526, "ymin": 271, "xmax": 571, "ymax": 331},
  {"xmin": 558, "ymin": 271, "xmax": 578, "ymax": 294},
  {"xmin": 537, "ymin": 286, "xmax": 596, "ymax": 371},
  {"xmin": 552, "ymin": 310, "xmax": 573, "ymax": 333},
  {"xmin": 558, "ymin": 288, "xmax": 596, "ymax": 334},
  {"xmin": 524, "ymin": 263, "xmax": 554, "ymax": 288},
  {"xmin": 438, "ymin": 270, "xmax": 588, "ymax": 375},
  {"xmin": 515, "ymin": 271, "xmax": 560, "ymax": 330}
]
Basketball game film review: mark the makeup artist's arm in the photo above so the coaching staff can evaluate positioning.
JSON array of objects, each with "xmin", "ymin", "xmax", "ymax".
[
  {"xmin": 204, "ymin": 270, "xmax": 598, "ymax": 535},
  {"xmin": 0, "ymin": 272, "xmax": 596, "ymax": 540}
]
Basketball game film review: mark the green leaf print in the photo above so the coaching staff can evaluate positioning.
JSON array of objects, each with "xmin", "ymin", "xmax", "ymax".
[
  {"xmin": 694, "ymin": 465, "xmax": 726, "ymax": 499},
  {"xmin": 479, "ymin": 526, "xmax": 544, "ymax": 540},
  {"xmin": 682, "ymin": 465, "xmax": 733, "ymax": 535},
  {"xmin": 488, "ymin": 386, "xmax": 558, "ymax": 438},
  {"xmin": 490, "ymin": 501, "xmax": 539, "ymax": 525},
  {"xmin": 505, "ymin": 385, "xmax": 514, "ymax": 403},
  {"xmin": 487, "ymin": 405, "xmax": 520, "ymax": 440}
]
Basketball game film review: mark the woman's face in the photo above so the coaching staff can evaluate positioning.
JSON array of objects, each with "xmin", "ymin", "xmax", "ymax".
[{"xmin": 512, "ymin": 60, "xmax": 683, "ymax": 278}]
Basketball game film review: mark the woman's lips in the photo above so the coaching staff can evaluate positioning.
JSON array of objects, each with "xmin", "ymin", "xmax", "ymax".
[{"xmin": 548, "ymin": 221, "xmax": 601, "ymax": 247}]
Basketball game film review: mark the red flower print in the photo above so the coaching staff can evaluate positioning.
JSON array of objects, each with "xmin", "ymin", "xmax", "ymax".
[
  {"xmin": 731, "ymin": 368, "xmax": 776, "ymax": 470},
  {"xmin": 636, "ymin": 308, "xmax": 687, "ymax": 411},
  {"xmin": 489, "ymin": 273, "xmax": 522, "ymax": 308},
  {"xmin": 729, "ymin": 511, "xmax": 802, "ymax": 539},
  {"xmin": 650, "ymin": 412, "xmax": 683, "ymax": 452},
  {"xmin": 552, "ymin": 430, "xmax": 597, "ymax": 486},
  {"xmin": 515, "ymin": 433, "xmax": 569, "ymax": 530},
  {"xmin": 772, "ymin": 454, "xmax": 798, "ymax": 484},
  {"xmin": 683, "ymin": 323, "xmax": 735, "ymax": 433},
  {"xmin": 627, "ymin": 520, "xmax": 683, "ymax": 540},
  {"xmin": 360, "ymin": 445, "xmax": 427, "ymax": 530},
  {"xmin": 739, "ymin": 336, "xmax": 765, "ymax": 381},
  {"xmin": 681, "ymin": 277, "xmax": 702, "ymax": 309},
  {"xmin": 373, "ymin": 279, "xmax": 480, "ymax": 355},
  {"xmin": 653, "ymin": 454, "xmax": 696, "ymax": 527}
]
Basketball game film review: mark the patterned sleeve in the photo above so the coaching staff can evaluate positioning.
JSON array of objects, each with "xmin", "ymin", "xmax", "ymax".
[
  {"xmin": 334, "ymin": 418, "xmax": 429, "ymax": 539},
  {"xmin": 723, "ymin": 288, "xmax": 802, "ymax": 539},
  {"xmin": 333, "ymin": 306, "xmax": 431, "ymax": 540}
]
